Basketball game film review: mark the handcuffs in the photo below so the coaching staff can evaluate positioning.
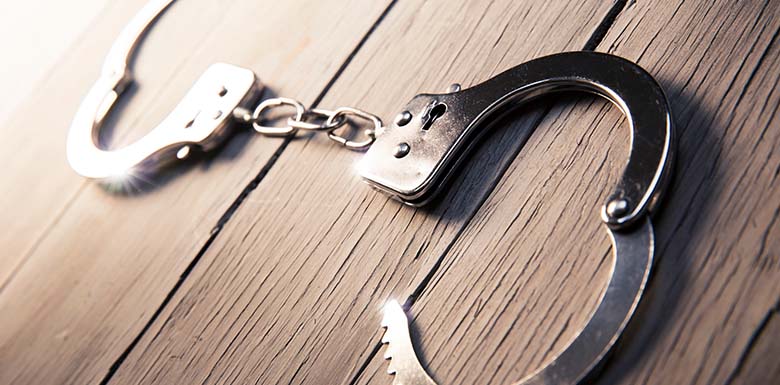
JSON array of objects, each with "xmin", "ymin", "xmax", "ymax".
[{"xmin": 66, "ymin": 1, "xmax": 674, "ymax": 384}]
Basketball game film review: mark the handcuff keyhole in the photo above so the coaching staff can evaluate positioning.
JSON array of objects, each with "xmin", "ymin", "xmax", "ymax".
[{"xmin": 422, "ymin": 103, "xmax": 446, "ymax": 131}]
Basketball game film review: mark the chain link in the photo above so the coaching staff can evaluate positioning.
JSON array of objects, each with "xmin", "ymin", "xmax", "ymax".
[
  {"xmin": 234, "ymin": 97, "xmax": 380, "ymax": 151},
  {"xmin": 287, "ymin": 109, "xmax": 345, "ymax": 132}
]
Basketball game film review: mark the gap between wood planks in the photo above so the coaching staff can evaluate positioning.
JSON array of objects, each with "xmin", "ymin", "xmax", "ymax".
[
  {"xmin": 723, "ymin": 297, "xmax": 780, "ymax": 384},
  {"xmin": 95, "ymin": 1, "xmax": 399, "ymax": 384},
  {"xmin": 348, "ymin": 2, "xmax": 628, "ymax": 383},
  {"xmin": 90, "ymin": 0, "xmax": 655, "ymax": 383},
  {"xmin": 0, "ymin": 0, "xmax": 256, "ymax": 291},
  {"xmin": 721, "ymin": 21, "xmax": 780, "ymax": 383},
  {"xmin": 0, "ymin": 0, "xmax": 123, "ymax": 292}
]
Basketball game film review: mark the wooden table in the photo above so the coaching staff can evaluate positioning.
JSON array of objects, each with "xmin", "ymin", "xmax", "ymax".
[{"xmin": 1, "ymin": 0, "xmax": 778, "ymax": 384}]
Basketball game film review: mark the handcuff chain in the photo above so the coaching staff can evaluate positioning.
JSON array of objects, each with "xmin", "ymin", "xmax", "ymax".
[{"xmin": 233, "ymin": 97, "xmax": 380, "ymax": 151}]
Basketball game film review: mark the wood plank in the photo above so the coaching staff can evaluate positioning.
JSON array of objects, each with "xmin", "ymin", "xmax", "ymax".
[
  {"xmin": 598, "ymin": 2, "xmax": 780, "ymax": 382},
  {"xmin": 0, "ymin": 0, "xmax": 247, "ymax": 286},
  {"xmin": 0, "ymin": 0, "xmax": 131, "ymax": 286},
  {"xmin": 104, "ymin": 1, "xmax": 617, "ymax": 384},
  {"xmin": 351, "ymin": 1, "xmax": 780, "ymax": 385},
  {"xmin": 0, "ymin": 0, "xmax": 110, "ymax": 123},
  {"xmin": 0, "ymin": 0, "xmax": 109, "ymax": 282},
  {"xmin": 0, "ymin": 0, "xmax": 393, "ymax": 384}
]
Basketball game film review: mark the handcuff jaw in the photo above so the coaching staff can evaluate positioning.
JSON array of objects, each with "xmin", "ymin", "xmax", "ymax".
[
  {"xmin": 67, "ymin": 63, "xmax": 261, "ymax": 179},
  {"xmin": 360, "ymin": 52, "xmax": 673, "ymax": 230}
]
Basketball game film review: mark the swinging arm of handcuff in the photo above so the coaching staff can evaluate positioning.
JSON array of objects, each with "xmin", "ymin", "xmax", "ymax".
[
  {"xmin": 365, "ymin": 52, "xmax": 673, "ymax": 385},
  {"xmin": 67, "ymin": 0, "xmax": 261, "ymax": 179}
]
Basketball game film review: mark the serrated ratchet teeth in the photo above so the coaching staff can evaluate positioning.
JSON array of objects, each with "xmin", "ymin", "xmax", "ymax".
[
  {"xmin": 379, "ymin": 300, "xmax": 438, "ymax": 385},
  {"xmin": 383, "ymin": 346, "xmax": 394, "ymax": 360}
]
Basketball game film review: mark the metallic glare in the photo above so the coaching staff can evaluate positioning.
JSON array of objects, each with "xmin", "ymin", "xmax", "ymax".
[
  {"xmin": 372, "ymin": 52, "xmax": 674, "ymax": 385},
  {"xmin": 381, "ymin": 220, "xmax": 656, "ymax": 385},
  {"xmin": 66, "ymin": 0, "xmax": 260, "ymax": 179},
  {"xmin": 360, "ymin": 52, "xmax": 673, "ymax": 230}
]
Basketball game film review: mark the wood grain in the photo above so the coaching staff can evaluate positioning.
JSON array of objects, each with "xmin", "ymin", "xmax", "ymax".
[
  {"xmin": 0, "ymin": 0, "xmax": 393, "ymax": 383},
  {"xmin": 353, "ymin": 1, "xmax": 780, "ymax": 385},
  {"xmin": 104, "ymin": 1, "xmax": 618, "ymax": 385},
  {"xmin": 0, "ymin": 0, "xmax": 110, "ymax": 123},
  {"xmin": 3, "ymin": 1, "xmax": 778, "ymax": 385},
  {"xmin": 0, "ymin": 1, "xmax": 139, "ymax": 287}
]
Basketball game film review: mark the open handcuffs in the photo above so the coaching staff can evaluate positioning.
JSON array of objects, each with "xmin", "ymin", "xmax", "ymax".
[{"xmin": 67, "ymin": 1, "xmax": 673, "ymax": 384}]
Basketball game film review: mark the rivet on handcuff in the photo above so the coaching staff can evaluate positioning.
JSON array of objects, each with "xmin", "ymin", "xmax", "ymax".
[{"xmin": 66, "ymin": 1, "xmax": 674, "ymax": 384}]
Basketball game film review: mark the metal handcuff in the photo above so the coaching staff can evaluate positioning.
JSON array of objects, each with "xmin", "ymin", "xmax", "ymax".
[{"xmin": 66, "ymin": 0, "xmax": 674, "ymax": 384}]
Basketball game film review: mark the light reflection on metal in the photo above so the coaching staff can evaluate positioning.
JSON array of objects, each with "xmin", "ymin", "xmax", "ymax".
[
  {"xmin": 64, "ymin": 3, "xmax": 675, "ymax": 383},
  {"xmin": 373, "ymin": 52, "xmax": 674, "ymax": 385},
  {"xmin": 381, "ymin": 219, "xmax": 655, "ymax": 385},
  {"xmin": 67, "ymin": 0, "xmax": 383, "ymax": 181},
  {"xmin": 360, "ymin": 52, "xmax": 673, "ymax": 230},
  {"xmin": 66, "ymin": 0, "xmax": 260, "ymax": 179}
]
